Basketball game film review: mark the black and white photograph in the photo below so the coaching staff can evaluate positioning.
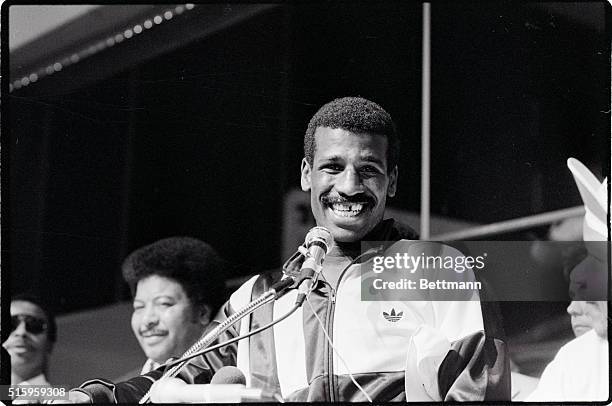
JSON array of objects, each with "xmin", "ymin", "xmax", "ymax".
[{"xmin": 1, "ymin": 1, "xmax": 610, "ymax": 403}]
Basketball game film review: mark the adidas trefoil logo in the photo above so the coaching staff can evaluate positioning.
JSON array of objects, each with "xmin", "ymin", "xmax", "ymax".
[{"xmin": 383, "ymin": 308, "xmax": 403, "ymax": 322}]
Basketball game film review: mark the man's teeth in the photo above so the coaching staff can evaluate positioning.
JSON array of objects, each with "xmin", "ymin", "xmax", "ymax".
[{"xmin": 331, "ymin": 203, "xmax": 365, "ymax": 216}]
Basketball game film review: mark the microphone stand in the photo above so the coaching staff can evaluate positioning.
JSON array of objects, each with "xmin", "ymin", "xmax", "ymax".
[{"xmin": 138, "ymin": 277, "xmax": 295, "ymax": 404}]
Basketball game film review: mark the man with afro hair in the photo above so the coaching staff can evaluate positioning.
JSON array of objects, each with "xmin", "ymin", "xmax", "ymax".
[{"xmin": 122, "ymin": 237, "xmax": 227, "ymax": 373}]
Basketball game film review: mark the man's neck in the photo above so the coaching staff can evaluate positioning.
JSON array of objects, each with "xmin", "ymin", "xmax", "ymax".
[
  {"xmin": 332, "ymin": 241, "xmax": 362, "ymax": 258},
  {"xmin": 321, "ymin": 242, "xmax": 363, "ymax": 288},
  {"xmin": 11, "ymin": 367, "xmax": 43, "ymax": 385},
  {"xmin": 330, "ymin": 219, "xmax": 392, "ymax": 257}
]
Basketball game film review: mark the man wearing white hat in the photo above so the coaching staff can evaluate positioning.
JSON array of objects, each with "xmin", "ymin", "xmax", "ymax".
[{"xmin": 527, "ymin": 158, "xmax": 609, "ymax": 402}]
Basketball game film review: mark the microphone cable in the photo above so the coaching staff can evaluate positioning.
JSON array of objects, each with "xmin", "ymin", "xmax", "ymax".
[{"xmin": 305, "ymin": 294, "xmax": 373, "ymax": 402}]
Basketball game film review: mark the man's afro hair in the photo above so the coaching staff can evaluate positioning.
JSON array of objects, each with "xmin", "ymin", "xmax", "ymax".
[{"xmin": 122, "ymin": 237, "xmax": 227, "ymax": 313}]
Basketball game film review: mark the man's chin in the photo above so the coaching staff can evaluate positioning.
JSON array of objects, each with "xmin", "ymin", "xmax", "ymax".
[
  {"xmin": 572, "ymin": 326, "xmax": 590, "ymax": 337},
  {"xmin": 325, "ymin": 224, "xmax": 369, "ymax": 243},
  {"xmin": 7, "ymin": 351, "xmax": 34, "ymax": 362},
  {"xmin": 142, "ymin": 345, "xmax": 170, "ymax": 363},
  {"xmin": 322, "ymin": 209, "xmax": 386, "ymax": 242},
  {"xmin": 146, "ymin": 352, "xmax": 169, "ymax": 364}
]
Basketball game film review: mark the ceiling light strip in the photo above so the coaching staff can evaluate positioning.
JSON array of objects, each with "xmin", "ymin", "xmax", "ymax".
[{"xmin": 10, "ymin": 4, "xmax": 195, "ymax": 92}]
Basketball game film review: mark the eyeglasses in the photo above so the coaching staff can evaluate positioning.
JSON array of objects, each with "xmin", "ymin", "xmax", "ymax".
[{"xmin": 10, "ymin": 315, "xmax": 48, "ymax": 335}]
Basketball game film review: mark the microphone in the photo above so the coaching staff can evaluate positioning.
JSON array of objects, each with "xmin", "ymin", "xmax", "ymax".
[
  {"xmin": 210, "ymin": 366, "xmax": 246, "ymax": 385},
  {"xmin": 295, "ymin": 226, "xmax": 334, "ymax": 306}
]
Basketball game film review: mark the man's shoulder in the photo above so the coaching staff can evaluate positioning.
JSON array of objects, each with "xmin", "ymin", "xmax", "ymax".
[
  {"xmin": 558, "ymin": 329, "xmax": 606, "ymax": 356},
  {"xmin": 114, "ymin": 366, "xmax": 145, "ymax": 383},
  {"xmin": 228, "ymin": 270, "xmax": 284, "ymax": 305}
]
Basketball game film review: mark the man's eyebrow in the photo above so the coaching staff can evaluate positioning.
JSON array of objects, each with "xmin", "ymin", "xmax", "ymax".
[
  {"xmin": 361, "ymin": 155, "xmax": 385, "ymax": 166},
  {"xmin": 317, "ymin": 156, "xmax": 343, "ymax": 164},
  {"xmin": 153, "ymin": 295, "xmax": 176, "ymax": 300}
]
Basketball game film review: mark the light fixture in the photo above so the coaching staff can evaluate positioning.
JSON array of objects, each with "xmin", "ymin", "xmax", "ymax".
[{"xmin": 9, "ymin": 4, "xmax": 196, "ymax": 91}]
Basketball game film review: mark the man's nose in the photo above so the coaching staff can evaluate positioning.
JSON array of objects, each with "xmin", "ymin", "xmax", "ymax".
[
  {"xmin": 11, "ymin": 320, "xmax": 28, "ymax": 336},
  {"xmin": 335, "ymin": 167, "xmax": 363, "ymax": 196},
  {"xmin": 567, "ymin": 301, "xmax": 581, "ymax": 316},
  {"xmin": 13, "ymin": 320, "xmax": 27, "ymax": 335},
  {"xmin": 142, "ymin": 306, "xmax": 160, "ymax": 327}
]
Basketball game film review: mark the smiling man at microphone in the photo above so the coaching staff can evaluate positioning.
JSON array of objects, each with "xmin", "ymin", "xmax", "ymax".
[{"xmin": 70, "ymin": 97, "xmax": 509, "ymax": 403}]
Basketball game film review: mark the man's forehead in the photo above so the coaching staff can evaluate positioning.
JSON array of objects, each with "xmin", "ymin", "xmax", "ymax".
[
  {"xmin": 313, "ymin": 127, "xmax": 388, "ymax": 159},
  {"xmin": 134, "ymin": 275, "xmax": 187, "ymax": 299},
  {"xmin": 11, "ymin": 300, "xmax": 47, "ymax": 319}
]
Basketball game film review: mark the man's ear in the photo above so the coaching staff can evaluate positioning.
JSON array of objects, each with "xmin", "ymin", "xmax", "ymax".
[
  {"xmin": 198, "ymin": 305, "xmax": 212, "ymax": 326},
  {"xmin": 387, "ymin": 165, "xmax": 398, "ymax": 197},
  {"xmin": 301, "ymin": 158, "xmax": 312, "ymax": 192}
]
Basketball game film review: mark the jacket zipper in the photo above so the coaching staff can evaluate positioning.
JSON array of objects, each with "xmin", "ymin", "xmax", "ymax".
[
  {"xmin": 324, "ymin": 246, "xmax": 383, "ymax": 402},
  {"xmin": 325, "ymin": 260, "xmax": 355, "ymax": 402}
]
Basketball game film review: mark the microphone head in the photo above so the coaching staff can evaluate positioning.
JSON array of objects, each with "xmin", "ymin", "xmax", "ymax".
[
  {"xmin": 305, "ymin": 226, "xmax": 334, "ymax": 253},
  {"xmin": 210, "ymin": 366, "xmax": 247, "ymax": 385}
]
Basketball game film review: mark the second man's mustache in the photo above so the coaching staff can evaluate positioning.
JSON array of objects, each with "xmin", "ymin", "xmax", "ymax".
[{"xmin": 140, "ymin": 328, "xmax": 167, "ymax": 336}]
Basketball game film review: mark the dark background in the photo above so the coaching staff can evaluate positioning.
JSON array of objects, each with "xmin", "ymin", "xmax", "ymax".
[{"xmin": 4, "ymin": 1, "xmax": 609, "ymax": 350}]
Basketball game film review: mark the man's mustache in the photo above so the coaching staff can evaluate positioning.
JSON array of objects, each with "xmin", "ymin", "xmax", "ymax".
[
  {"xmin": 139, "ymin": 328, "xmax": 167, "ymax": 336},
  {"xmin": 322, "ymin": 194, "xmax": 375, "ymax": 206}
]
